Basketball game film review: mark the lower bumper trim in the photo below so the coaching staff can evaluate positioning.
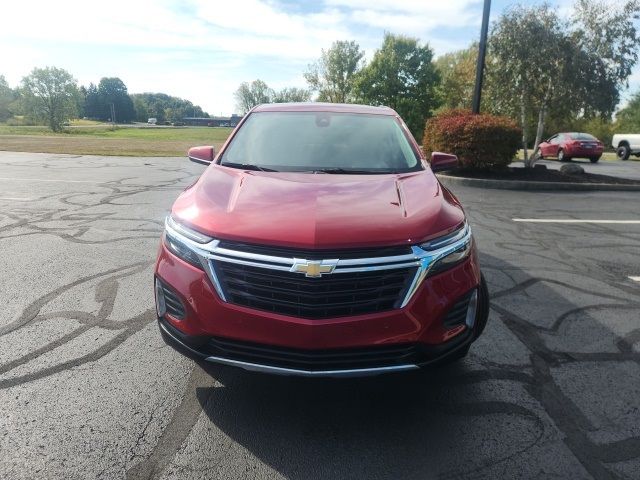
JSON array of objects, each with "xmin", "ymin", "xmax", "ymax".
[
  {"xmin": 159, "ymin": 320, "xmax": 419, "ymax": 377},
  {"xmin": 204, "ymin": 355, "xmax": 420, "ymax": 377}
]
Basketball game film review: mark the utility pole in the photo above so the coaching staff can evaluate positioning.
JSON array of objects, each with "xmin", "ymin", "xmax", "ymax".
[
  {"xmin": 472, "ymin": 0, "xmax": 491, "ymax": 114},
  {"xmin": 110, "ymin": 103, "xmax": 116, "ymax": 126}
]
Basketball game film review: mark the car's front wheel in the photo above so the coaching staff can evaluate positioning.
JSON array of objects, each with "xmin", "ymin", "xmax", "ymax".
[{"xmin": 558, "ymin": 149, "xmax": 570, "ymax": 162}]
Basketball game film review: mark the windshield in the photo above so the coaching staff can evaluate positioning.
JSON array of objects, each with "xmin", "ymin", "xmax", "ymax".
[
  {"xmin": 220, "ymin": 112, "xmax": 421, "ymax": 173},
  {"xmin": 570, "ymin": 133, "xmax": 597, "ymax": 140}
]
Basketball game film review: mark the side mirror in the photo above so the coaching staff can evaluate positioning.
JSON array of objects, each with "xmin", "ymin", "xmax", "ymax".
[
  {"xmin": 430, "ymin": 152, "xmax": 458, "ymax": 172},
  {"xmin": 188, "ymin": 146, "xmax": 215, "ymax": 165}
]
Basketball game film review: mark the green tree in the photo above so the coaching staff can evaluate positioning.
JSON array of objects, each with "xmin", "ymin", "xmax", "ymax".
[
  {"xmin": 616, "ymin": 91, "xmax": 640, "ymax": 132},
  {"xmin": 234, "ymin": 80, "xmax": 274, "ymax": 113},
  {"xmin": 434, "ymin": 46, "xmax": 478, "ymax": 110},
  {"xmin": 0, "ymin": 75, "xmax": 16, "ymax": 121},
  {"xmin": 20, "ymin": 67, "xmax": 79, "ymax": 131},
  {"xmin": 304, "ymin": 40, "xmax": 364, "ymax": 103},
  {"xmin": 488, "ymin": 5, "xmax": 573, "ymax": 164},
  {"xmin": 97, "ymin": 77, "xmax": 135, "ymax": 123},
  {"xmin": 129, "ymin": 92, "xmax": 208, "ymax": 122},
  {"xmin": 84, "ymin": 83, "xmax": 101, "ymax": 119},
  {"xmin": 355, "ymin": 33, "xmax": 440, "ymax": 141},
  {"xmin": 573, "ymin": 0, "xmax": 640, "ymax": 116},
  {"xmin": 488, "ymin": 2, "xmax": 640, "ymax": 166},
  {"xmin": 272, "ymin": 87, "xmax": 311, "ymax": 103}
]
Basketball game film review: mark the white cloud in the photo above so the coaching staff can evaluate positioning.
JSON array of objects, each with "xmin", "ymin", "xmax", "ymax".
[{"xmin": 0, "ymin": 0, "xmax": 489, "ymax": 113}]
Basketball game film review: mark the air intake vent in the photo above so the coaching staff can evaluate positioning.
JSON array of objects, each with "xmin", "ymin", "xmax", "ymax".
[
  {"xmin": 442, "ymin": 291, "xmax": 474, "ymax": 329},
  {"xmin": 157, "ymin": 279, "xmax": 186, "ymax": 320},
  {"xmin": 208, "ymin": 336, "xmax": 420, "ymax": 371}
]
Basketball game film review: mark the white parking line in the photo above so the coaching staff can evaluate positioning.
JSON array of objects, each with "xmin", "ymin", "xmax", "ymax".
[
  {"xmin": 0, "ymin": 177, "xmax": 100, "ymax": 184},
  {"xmin": 630, "ymin": 276, "xmax": 640, "ymax": 282},
  {"xmin": 0, "ymin": 197, "xmax": 35, "ymax": 201},
  {"xmin": 513, "ymin": 219, "xmax": 640, "ymax": 224}
]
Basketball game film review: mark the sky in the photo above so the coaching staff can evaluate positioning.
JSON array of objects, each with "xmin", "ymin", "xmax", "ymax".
[{"xmin": 1, "ymin": 0, "xmax": 637, "ymax": 115}]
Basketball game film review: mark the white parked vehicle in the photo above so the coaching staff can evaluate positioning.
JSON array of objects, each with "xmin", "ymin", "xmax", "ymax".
[
  {"xmin": 147, "ymin": 117, "xmax": 157, "ymax": 125},
  {"xmin": 611, "ymin": 134, "xmax": 640, "ymax": 160}
]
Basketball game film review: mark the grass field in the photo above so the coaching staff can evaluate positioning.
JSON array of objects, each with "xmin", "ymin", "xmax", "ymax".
[
  {"xmin": 1, "ymin": 123, "xmax": 638, "ymax": 161},
  {"xmin": 0, "ymin": 124, "xmax": 233, "ymax": 156}
]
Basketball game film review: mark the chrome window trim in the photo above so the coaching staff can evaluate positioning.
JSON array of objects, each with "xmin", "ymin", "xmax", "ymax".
[{"xmin": 164, "ymin": 217, "xmax": 472, "ymax": 307}]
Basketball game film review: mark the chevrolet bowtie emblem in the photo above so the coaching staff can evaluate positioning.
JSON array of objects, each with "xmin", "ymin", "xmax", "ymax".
[{"xmin": 291, "ymin": 259, "xmax": 338, "ymax": 278}]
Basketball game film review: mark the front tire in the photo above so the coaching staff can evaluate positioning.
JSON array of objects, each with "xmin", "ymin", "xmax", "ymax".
[
  {"xmin": 617, "ymin": 144, "xmax": 631, "ymax": 160},
  {"xmin": 558, "ymin": 149, "xmax": 570, "ymax": 162}
]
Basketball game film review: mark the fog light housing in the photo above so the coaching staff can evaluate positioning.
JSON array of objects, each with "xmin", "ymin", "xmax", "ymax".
[
  {"xmin": 465, "ymin": 289, "xmax": 478, "ymax": 328},
  {"xmin": 155, "ymin": 278, "xmax": 167, "ymax": 318}
]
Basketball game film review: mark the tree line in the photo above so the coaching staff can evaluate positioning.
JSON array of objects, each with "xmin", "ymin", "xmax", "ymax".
[
  {"xmin": 0, "ymin": 71, "xmax": 210, "ymax": 131},
  {"xmin": 235, "ymin": 34, "xmax": 439, "ymax": 140},
  {"xmin": 235, "ymin": 0, "xmax": 640, "ymax": 148},
  {"xmin": 3, "ymin": 0, "xmax": 640, "ymax": 142}
]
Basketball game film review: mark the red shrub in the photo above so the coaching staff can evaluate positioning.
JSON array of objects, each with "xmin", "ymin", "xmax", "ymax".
[{"xmin": 423, "ymin": 109, "xmax": 521, "ymax": 169}]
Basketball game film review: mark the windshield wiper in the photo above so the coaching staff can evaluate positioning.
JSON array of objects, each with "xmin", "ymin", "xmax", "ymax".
[
  {"xmin": 221, "ymin": 162, "xmax": 278, "ymax": 172},
  {"xmin": 311, "ymin": 168, "xmax": 394, "ymax": 174}
]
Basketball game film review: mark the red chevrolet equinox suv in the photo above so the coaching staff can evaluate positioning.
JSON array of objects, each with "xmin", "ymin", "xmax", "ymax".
[{"xmin": 155, "ymin": 103, "xmax": 489, "ymax": 377}]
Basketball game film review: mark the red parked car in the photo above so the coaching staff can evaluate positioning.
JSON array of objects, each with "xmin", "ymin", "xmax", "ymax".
[
  {"xmin": 155, "ymin": 103, "xmax": 489, "ymax": 377},
  {"xmin": 536, "ymin": 132, "xmax": 604, "ymax": 163}
]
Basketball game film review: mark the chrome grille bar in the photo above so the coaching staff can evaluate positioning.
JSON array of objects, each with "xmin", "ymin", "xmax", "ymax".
[{"xmin": 164, "ymin": 217, "xmax": 472, "ymax": 309}]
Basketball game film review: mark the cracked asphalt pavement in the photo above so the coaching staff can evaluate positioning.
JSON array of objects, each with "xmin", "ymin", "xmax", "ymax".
[{"xmin": 1, "ymin": 151, "xmax": 639, "ymax": 479}]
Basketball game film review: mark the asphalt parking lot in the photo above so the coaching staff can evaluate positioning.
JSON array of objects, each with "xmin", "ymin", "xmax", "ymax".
[{"xmin": 1, "ymin": 151, "xmax": 639, "ymax": 480}]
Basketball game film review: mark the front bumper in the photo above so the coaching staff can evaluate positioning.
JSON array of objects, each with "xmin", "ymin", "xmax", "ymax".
[
  {"xmin": 158, "ymin": 315, "xmax": 475, "ymax": 377},
  {"xmin": 154, "ymin": 235, "xmax": 483, "ymax": 376}
]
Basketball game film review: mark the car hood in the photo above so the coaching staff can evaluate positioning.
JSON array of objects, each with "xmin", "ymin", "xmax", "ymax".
[{"xmin": 172, "ymin": 165, "xmax": 465, "ymax": 249}]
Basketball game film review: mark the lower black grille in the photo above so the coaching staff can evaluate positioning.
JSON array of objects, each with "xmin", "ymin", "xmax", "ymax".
[
  {"xmin": 213, "ymin": 261, "xmax": 417, "ymax": 319},
  {"xmin": 442, "ymin": 291, "xmax": 474, "ymax": 329},
  {"xmin": 159, "ymin": 281, "xmax": 186, "ymax": 319},
  {"xmin": 209, "ymin": 336, "xmax": 420, "ymax": 371}
]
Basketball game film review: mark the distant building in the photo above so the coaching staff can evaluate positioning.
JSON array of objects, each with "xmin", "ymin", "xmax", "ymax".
[{"xmin": 183, "ymin": 114, "xmax": 243, "ymax": 127}]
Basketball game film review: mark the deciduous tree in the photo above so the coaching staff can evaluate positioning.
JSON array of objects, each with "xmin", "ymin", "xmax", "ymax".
[
  {"xmin": 572, "ymin": 0, "xmax": 640, "ymax": 116},
  {"xmin": 0, "ymin": 75, "xmax": 16, "ymax": 121},
  {"xmin": 304, "ymin": 40, "xmax": 364, "ymax": 103},
  {"xmin": 434, "ymin": 46, "xmax": 478, "ymax": 110},
  {"xmin": 129, "ymin": 92, "xmax": 208, "ymax": 123},
  {"xmin": 234, "ymin": 80, "xmax": 274, "ymax": 113},
  {"xmin": 272, "ymin": 87, "xmax": 311, "ymax": 103},
  {"xmin": 488, "ymin": 1, "xmax": 640, "ymax": 167},
  {"xmin": 97, "ymin": 77, "xmax": 135, "ymax": 123},
  {"xmin": 20, "ymin": 67, "xmax": 79, "ymax": 131},
  {"xmin": 616, "ymin": 90, "xmax": 640, "ymax": 132},
  {"xmin": 84, "ymin": 83, "xmax": 101, "ymax": 119},
  {"xmin": 355, "ymin": 33, "xmax": 440, "ymax": 141}
]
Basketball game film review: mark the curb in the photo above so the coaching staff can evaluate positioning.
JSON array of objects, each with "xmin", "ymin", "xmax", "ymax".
[{"xmin": 437, "ymin": 174, "xmax": 640, "ymax": 192}]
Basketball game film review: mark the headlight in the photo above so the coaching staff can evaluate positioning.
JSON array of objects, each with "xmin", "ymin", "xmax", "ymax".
[
  {"xmin": 420, "ymin": 221, "xmax": 472, "ymax": 276},
  {"xmin": 163, "ymin": 216, "xmax": 213, "ymax": 269},
  {"xmin": 162, "ymin": 216, "xmax": 227, "ymax": 301}
]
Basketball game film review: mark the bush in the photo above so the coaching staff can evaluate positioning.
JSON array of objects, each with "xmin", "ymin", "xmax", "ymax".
[{"xmin": 423, "ymin": 109, "xmax": 521, "ymax": 169}]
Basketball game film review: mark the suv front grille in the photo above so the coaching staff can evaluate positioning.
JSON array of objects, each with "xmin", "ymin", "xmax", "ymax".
[{"xmin": 213, "ymin": 261, "xmax": 417, "ymax": 319}]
